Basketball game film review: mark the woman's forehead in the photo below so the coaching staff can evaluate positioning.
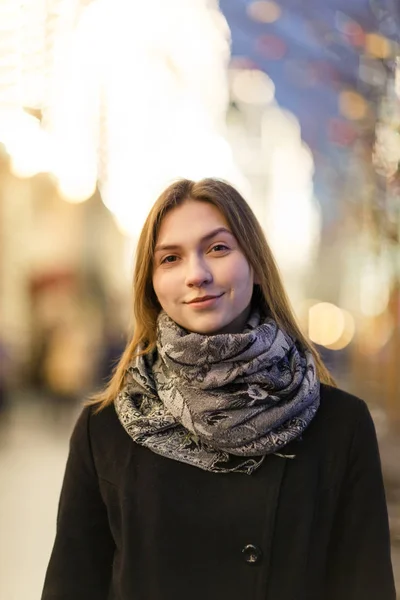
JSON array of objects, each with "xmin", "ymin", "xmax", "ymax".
[{"xmin": 155, "ymin": 201, "xmax": 231, "ymax": 247}]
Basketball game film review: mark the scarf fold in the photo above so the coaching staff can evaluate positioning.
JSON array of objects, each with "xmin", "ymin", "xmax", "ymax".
[{"xmin": 115, "ymin": 310, "xmax": 320, "ymax": 474}]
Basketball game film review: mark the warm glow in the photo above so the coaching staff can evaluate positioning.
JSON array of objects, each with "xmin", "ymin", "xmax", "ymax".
[
  {"xmin": 103, "ymin": 130, "xmax": 245, "ymax": 238},
  {"xmin": 365, "ymin": 33, "xmax": 391, "ymax": 59},
  {"xmin": 0, "ymin": 109, "xmax": 51, "ymax": 178},
  {"xmin": 0, "ymin": 1, "xmax": 241, "ymax": 222},
  {"xmin": 298, "ymin": 300, "xmax": 355, "ymax": 351},
  {"xmin": 301, "ymin": 300, "xmax": 355, "ymax": 351},
  {"xmin": 9, "ymin": 131, "xmax": 51, "ymax": 179},
  {"xmin": 326, "ymin": 309, "xmax": 355, "ymax": 350},
  {"xmin": 308, "ymin": 302, "xmax": 345, "ymax": 347},
  {"xmin": 48, "ymin": 0, "xmax": 243, "ymax": 237},
  {"xmin": 262, "ymin": 112, "xmax": 321, "ymax": 276},
  {"xmin": 58, "ymin": 178, "xmax": 96, "ymax": 204},
  {"xmin": 358, "ymin": 313, "xmax": 394, "ymax": 355},
  {"xmin": 339, "ymin": 90, "xmax": 368, "ymax": 120},
  {"xmin": 54, "ymin": 145, "xmax": 97, "ymax": 204},
  {"xmin": 359, "ymin": 259, "xmax": 391, "ymax": 317},
  {"xmin": 296, "ymin": 298, "xmax": 320, "ymax": 326},
  {"xmin": 231, "ymin": 69, "xmax": 275, "ymax": 105},
  {"xmin": 247, "ymin": 1, "xmax": 282, "ymax": 24},
  {"xmin": 103, "ymin": 177, "xmax": 168, "ymax": 238}
]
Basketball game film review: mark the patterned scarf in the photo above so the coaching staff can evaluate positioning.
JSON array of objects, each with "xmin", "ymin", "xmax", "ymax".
[{"xmin": 115, "ymin": 309, "xmax": 320, "ymax": 474}]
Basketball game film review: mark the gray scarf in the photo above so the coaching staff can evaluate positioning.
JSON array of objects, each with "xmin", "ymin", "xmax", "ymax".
[{"xmin": 115, "ymin": 309, "xmax": 320, "ymax": 474}]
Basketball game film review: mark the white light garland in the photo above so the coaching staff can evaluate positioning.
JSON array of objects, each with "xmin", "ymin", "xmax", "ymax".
[{"xmin": 0, "ymin": 0, "xmax": 244, "ymax": 224}]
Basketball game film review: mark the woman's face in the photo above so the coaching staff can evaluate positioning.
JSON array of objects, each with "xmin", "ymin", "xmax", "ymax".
[{"xmin": 152, "ymin": 200, "xmax": 255, "ymax": 335}]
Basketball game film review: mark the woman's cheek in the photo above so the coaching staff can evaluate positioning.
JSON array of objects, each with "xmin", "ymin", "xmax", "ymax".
[{"xmin": 162, "ymin": 270, "xmax": 180, "ymax": 295}]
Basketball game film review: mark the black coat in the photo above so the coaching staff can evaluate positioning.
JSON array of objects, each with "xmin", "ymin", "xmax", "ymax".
[{"xmin": 41, "ymin": 384, "xmax": 395, "ymax": 600}]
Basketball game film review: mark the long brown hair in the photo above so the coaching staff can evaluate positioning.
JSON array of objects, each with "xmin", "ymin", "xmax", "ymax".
[{"xmin": 90, "ymin": 178, "xmax": 335, "ymax": 410}]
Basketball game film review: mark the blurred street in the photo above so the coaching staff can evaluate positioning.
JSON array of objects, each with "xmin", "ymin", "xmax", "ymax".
[
  {"xmin": 0, "ymin": 394, "xmax": 79, "ymax": 600},
  {"xmin": 1, "ymin": 391, "xmax": 400, "ymax": 600}
]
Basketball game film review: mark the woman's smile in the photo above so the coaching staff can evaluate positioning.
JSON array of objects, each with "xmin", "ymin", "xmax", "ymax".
[{"xmin": 185, "ymin": 293, "xmax": 225, "ymax": 308}]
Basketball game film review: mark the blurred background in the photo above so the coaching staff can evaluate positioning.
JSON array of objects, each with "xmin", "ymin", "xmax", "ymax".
[{"xmin": 0, "ymin": 1, "xmax": 399, "ymax": 598}]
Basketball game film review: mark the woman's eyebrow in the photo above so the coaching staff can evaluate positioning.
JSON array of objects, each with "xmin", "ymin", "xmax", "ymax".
[{"xmin": 154, "ymin": 227, "xmax": 233, "ymax": 253}]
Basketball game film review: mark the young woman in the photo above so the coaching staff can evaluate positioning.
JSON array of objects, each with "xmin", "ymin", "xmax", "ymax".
[{"xmin": 41, "ymin": 178, "xmax": 395, "ymax": 600}]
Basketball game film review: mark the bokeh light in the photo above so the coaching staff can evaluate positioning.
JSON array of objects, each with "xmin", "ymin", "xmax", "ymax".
[
  {"xmin": 359, "ymin": 260, "xmax": 391, "ymax": 317},
  {"xmin": 308, "ymin": 302, "xmax": 346, "ymax": 347},
  {"xmin": 326, "ymin": 309, "xmax": 356, "ymax": 351},
  {"xmin": 339, "ymin": 90, "xmax": 368, "ymax": 121},
  {"xmin": 231, "ymin": 69, "xmax": 275, "ymax": 105},
  {"xmin": 256, "ymin": 34, "xmax": 287, "ymax": 60},
  {"xmin": 247, "ymin": 1, "xmax": 282, "ymax": 24},
  {"xmin": 365, "ymin": 33, "xmax": 391, "ymax": 59},
  {"xmin": 0, "ymin": 110, "xmax": 51, "ymax": 178},
  {"xmin": 334, "ymin": 12, "xmax": 365, "ymax": 47}
]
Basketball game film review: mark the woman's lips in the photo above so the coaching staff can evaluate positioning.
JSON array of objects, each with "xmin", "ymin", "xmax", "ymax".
[{"xmin": 186, "ymin": 294, "xmax": 224, "ymax": 308}]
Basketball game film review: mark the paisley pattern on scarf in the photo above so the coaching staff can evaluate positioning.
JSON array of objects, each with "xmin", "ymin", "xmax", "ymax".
[{"xmin": 115, "ymin": 310, "xmax": 320, "ymax": 474}]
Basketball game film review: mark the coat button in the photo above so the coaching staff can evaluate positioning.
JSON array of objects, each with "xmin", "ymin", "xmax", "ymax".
[{"xmin": 242, "ymin": 544, "xmax": 263, "ymax": 564}]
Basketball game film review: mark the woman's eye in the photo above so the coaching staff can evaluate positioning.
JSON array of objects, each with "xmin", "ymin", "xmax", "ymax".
[
  {"xmin": 161, "ymin": 255, "xmax": 178, "ymax": 264},
  {"xmin": 211, "ymin": 244, "xmax": 228, "ymax": 252}
]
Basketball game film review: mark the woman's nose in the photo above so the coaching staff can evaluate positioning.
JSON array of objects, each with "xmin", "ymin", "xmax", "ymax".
[{"xmin": 185, "ymin": 256, "xmax": 213, "ymax": 287}]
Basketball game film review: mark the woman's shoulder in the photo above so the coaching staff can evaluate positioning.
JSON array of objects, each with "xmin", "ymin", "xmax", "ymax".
[
  {"xmin": 69, "ymin": 401, "xmax": 130, "ymax": 474},
  {"xmin": 73, "ymin": 400, "xmax": 118, "ymax": 427},
  {"xmin": 71, "ymin": 401, "xmax": 123, "ymax": 448},
  {"xmin": 310, "ymin": 383, "xmax": 375, "ymax": 444},
  {"xmin": 319, "ymin": 383, "xmax": 368, "ymax": 415}
]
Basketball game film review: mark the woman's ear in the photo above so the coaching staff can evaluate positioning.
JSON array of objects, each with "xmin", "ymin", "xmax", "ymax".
[{"xmin": 253, "ymin": 271, "xmax": 260, "ymax": 285}]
